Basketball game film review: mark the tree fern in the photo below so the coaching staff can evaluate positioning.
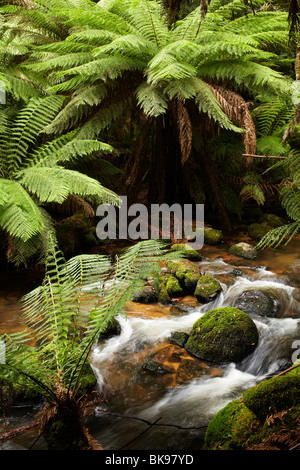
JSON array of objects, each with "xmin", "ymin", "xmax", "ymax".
[
  {"xmin": 0, "ymin": 238, "xmax": 181, "ymax": 447},
  {"xmin": 0, "ymin": 97, "xmax": 119, "ymax": 264}
]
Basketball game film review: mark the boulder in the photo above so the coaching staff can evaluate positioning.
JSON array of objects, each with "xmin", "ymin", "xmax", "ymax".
[
  {"xmin": 194, "ymin": 274, "xmax": 221, "ymax": 303},
  {"xmin": 170, "ymin": 243, "xmax": 202, "ymax": 261},
  {"xmin": 165, "ymin": 259, "xmax": 201, "ymax": 293},
  {"xmin": 243, "ymin": 374, "xmax": 300, "ymax": 421},
  {"xmin": 169, "ymin": 331, "xmax": 190, "ymax": 347},
  {"xmin": 133, "ymin": 285, "xmax": 158, "ymax": 304},
  {"xmin": 248, "ymin": 223, "xmax": 271, "ymax": 241},
  {"xmin": 259, "ymin": 213, "xmax": 285, "ymax": 228},
  {"xmin": 232, "ymin": 290, "xmax": 280, "ymax": 318},
  {"xmin": 204, "ymin": 227, "xmax": 223, "ymax": 245},
  {"xmin": 229, "ymin": 242, "xmax": 257, "ymax": 260},
  {"xmin": 185, "ymin": 307, "xmax": 259, "ymax": 364}
]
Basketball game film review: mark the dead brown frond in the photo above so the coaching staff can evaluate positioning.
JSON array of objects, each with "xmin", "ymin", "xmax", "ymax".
[
  {"xmin": 209, "ymin": 85, "xmax": 256, "ymax": 163},
  {"xmin": 247, "ymin": 414, "xmax": 300, "ymax": 450},
  {"xmin": 49, "ymin": 194, "xmax": 95, "ymax": 218}
]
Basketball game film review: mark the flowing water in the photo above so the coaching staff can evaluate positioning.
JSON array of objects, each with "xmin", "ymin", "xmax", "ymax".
[{"xmin": 0, "ymin": 236, "xmax": 299, "ymax": 450}]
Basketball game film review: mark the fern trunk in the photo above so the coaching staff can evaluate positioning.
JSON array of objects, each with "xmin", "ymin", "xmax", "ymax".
[
  {"xmin": 43, "ymin": 405, "xmax": 92, "ymax": 450},
  {"xmin": 295, "ymin": 44, "xmax": 300, "ymax": 80},
  {"xmin": 148, "ymin": 111, "xmax": 187, "ymax": 205}
]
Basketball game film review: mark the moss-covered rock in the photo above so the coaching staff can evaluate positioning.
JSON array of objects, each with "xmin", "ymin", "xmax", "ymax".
[
  {"xmin": 165, "ymin": 274, "xmax": 184, "ymax": 297},
  {"xmin": 229, "ymin": 242, "xmax": 257, "ymax": 260},
  {"xmin": 194, "ymin": 274, "xmax": 221, "ymax": 303},
  {"xmin": 185, "ymin": 307, "xmax": 259, "ymax": 364},
  {"xmin": 259, "ymin": 213, "xmax": 285, "ymax": 228},
  {"xmin": 243, "ymin": 375, "xmax": 300, "ymax": 421},
  {"xmin": 165, "ymin": 259, "xmax": 201, "ymax": 293},
  {"xmin": 204, "ymin": 227, "xmax": 223, "ymax": 245},
  {"xmin": 204, "ymin": 363, "xmax": 300, "ymax": 450},
  {"xmin": 157, "ymin": 280, "xmax": 172, "ymax": 304},
  {"xmin": 248, "ymin": 223, "xmax": 272, "ymax": 241},
  {"xmin": 170, "ymin": 243, "xmax": 202, "ymax": 261},
  {"xmin": 203, "ymin": 398, "xmax": 259, "ymax": 450},
  {"xmin": 56, "ymin": 213, "xmax": 97, "ymax": 257}
]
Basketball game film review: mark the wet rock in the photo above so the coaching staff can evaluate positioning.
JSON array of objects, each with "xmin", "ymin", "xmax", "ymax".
[
  {"xmin": 203, "ymin": 364, "xmax": 300, "ymax": 450},
  {"xmin": 194, "ymin": 274, "xmax": 221, "ymax": 303},
  {"xmin": 133, "ymin": 285, "xmax": 158, "ymax": 304},
  {"xmin": 204, "ymin": 227, "xmax": 223, "ymax": 245},
  {"xmin": 243, "ymin": 374, "xmax": 300, "ymax": 421},
  {"xmin": 259, "ymin": 213, "xmax": 286, "ymax": 228},
  {"xmin": 176, "ymin": 359, "xmax": 210, "ymax": 384},
  {"xmin": 248, "ymin": 223, "xmax": 271, "ymax": 241},
  {"xmin": 142, "ymin": 357, "xmax": 174, "ymax": 375},
  {"xmin": 232, "ymin": 290, "xmax": 280, "ymax": 318},
  {"xmin": 165, "ymin": 259, "xmax": 201, "ymax": 293},
  {"xmin": 229, "ymin": 242, "xmax": 257, "ymax": 260},
  {"xmin": 185, "ymin": 307, "xmax": 259, "ymax": 364},
  {"xmin": 170, "ymin": 243, "xmax": 202, "ymax": 261},
  {"xmin": 169, "ymin": 331, "xmax": 190, "ymax": 347},
  {"xmin": 170, "ymin": 296, "xmax": 199, "ymax": 316}
]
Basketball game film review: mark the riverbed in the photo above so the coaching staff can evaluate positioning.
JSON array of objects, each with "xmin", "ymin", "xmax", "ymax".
[{"xmin": 0, "ymin": 234, "xmax": 299, "ymax": 450}]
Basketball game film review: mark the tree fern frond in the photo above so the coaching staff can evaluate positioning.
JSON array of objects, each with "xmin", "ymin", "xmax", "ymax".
[
  {"xmin": 18, "ymin": 167, "xmax": 119, "ymax": 205},
  {"xmin": 7, "ymin": 96, "xmax": 66, "ymax": 175},
  {"xmin": 136, "ymin": 82, "xmax": 168, "ymax": 117},
  {"xmin": 0, "ymin": 180, "xmax": 45, "ymax": 241}
]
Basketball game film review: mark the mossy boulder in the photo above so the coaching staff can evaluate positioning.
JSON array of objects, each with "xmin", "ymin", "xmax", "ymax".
[
  {"xmin": 185, "ymin": 307, "xmax": 259, "ymax": 364},
  {"xmin": 156, "ymin": 273, "xmax": 183, "ymax": 302},
  {"xmin": 194, "ymin": 274, "xmax": 221, "ymax": 303},
  {"xmin": 248, "ymin": 223, "xmax": 272, "ymax": 241},
  {"xmin": 259, "ymin": 213, "xmax": 285, "ymax": 228},
  {"xmin": 56, "ymin": 213, "xmax": 97, "ymax": 257},
  {"xmin": 243, "ymin": 375, "xmax": 300, "ymax": 421},
  {"xmin": 170, "ymin": 243, "xmax": 202, "ymax": 261},
  {"xmin": 203, "ymin": 398, "xmax": 259, "ymax": 450},
  {"xmin": 165, "ymin": 259, "xmax": 201, "ymax": 293},
  {"xmin": 231, "ymin": 242, "xmax": 256, "ymax": 259},
  {"xmin": 204, "ymin": 363, "xmax": 300, "ymax": 450},
  {"xmin": 204, "ymin": 227, "xmax": 223, "ymax": 245},
  {"xmin": 229, "ymin": 242, "xmax": 257, "ymax": 260}
]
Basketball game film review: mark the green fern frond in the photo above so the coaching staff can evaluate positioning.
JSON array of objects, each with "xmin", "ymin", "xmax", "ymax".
[
  {"xmin": 0, "ymin": 180, "xmax": 45, "ymax": 241},
  {"xmin": 136, "ymin": 82, "xmax": 168, "ymax": 117}
]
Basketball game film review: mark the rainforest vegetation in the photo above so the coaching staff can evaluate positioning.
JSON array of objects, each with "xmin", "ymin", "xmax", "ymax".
[{"xmin": 0, "ymin": 0, "xmax": 299, "ymax": 452}]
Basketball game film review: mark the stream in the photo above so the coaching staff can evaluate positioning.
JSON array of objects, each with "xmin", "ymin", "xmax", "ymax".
[{"xmin": 0, "ymin": 235, "xmax": 299, "ymax": 450}]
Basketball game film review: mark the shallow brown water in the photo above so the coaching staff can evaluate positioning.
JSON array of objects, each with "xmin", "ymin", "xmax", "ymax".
[{"xmin": 0, "ymin": 234, "xmax": 299, "ymax": 450}]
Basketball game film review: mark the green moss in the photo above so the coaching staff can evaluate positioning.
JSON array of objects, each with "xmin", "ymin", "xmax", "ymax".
[
  {"xmin": 165, "ymin": 259, "xmax": 201, "ymax": 293},
  {"xmin": 166, "ymin": 274, "xmax": 183, "ymax": 297},
  {"xmin": 170, "ymin": 243, "xmax": 202, "ymax": 261},
  {"xmin": 229, "ymin": 242, "xmax": 257, "ymax": 260},
  {"xmin": 203, "ymin": 398, "xmax": 259, "ymax": 450},
  {"xmin": 243, "ymin": 375, "xmax": 300, "ymax": 421},
  {"xmin": 194, "ymin": 274, "xmax": 221, "ymax": 303},
  {"xmin": 248, "ymin": 223, "xmax": 272, "ymax": 241},
  {"xmin": 185, "ymin": 307, "xmax": 259, "ymax": 363},
  {"xmin": 259, "ymin": 213, "xmax": 285, "ymax": 228},
  {"xmin": 204, "ymin": 227, "xmax": 223, "ymax": 245}
]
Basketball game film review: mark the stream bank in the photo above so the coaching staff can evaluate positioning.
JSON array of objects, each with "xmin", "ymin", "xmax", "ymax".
[{"xmin": 0, "ymin": 232, "xmax": 299, "ymax": 450}]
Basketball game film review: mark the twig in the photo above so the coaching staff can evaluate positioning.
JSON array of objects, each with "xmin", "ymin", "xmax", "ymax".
[{"xmin": 97, "ymin": 409, "xmax": 208, "ymax": 431}]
